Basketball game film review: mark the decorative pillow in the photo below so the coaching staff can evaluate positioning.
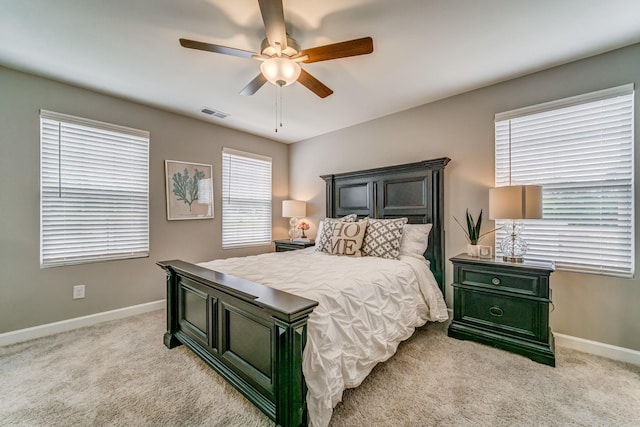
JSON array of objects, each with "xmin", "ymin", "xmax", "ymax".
[
  {"xmin": 328, "ymin": 219, "xmax": 368, "ymax": 256},
  {"xmin": 361, "ymin": 217, "xmax": 409, "ymax": 259},
  {"xmin": 315, "ymin": 214, "xmax": 357, "ymax": 253},
  {"xmin": 399, "ymin": 223, "xmax": 433, "ymax": 259}
]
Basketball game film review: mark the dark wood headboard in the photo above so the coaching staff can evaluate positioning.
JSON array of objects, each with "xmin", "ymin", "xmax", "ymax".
[{"xmin": 321, "ymin": 158, "xmax": 450, "ymax": 295}]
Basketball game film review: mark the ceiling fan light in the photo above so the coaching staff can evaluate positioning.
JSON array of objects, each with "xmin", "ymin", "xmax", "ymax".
[{"xmin": 260, "ymin": 57, "xmax": 301, "ymax": 87}]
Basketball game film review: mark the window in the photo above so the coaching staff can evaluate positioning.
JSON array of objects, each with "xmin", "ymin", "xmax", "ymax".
[
  {"xmin": 222, "ymin": 148, "xmax": 272, "ymax": 249},
  {"xmin": 495, "ymin": 84, "xmax": 634, "ymax": 277},
  {"xmin": 40, "ymin": 110, "xmax": 149, "ymax": 267}
]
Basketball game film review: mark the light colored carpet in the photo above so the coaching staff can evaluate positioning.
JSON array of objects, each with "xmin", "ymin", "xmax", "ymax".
[{"xmin": 1, "ymin": 309, "xmax": 639, "ymax": 426}]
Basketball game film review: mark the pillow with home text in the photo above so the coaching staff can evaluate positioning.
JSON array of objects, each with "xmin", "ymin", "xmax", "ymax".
[
  {"xmin": 315, "ymin": 214, "xmax": 357, "ymax": 253},
  {"xmin": 328, "ymin": 219, "xmax": 368, "ymax": 257}
]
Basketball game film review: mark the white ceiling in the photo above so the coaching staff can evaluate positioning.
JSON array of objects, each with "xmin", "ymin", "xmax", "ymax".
[{"xmin": 2, "ymin": 0, "xmax": 640, "ymax": 144}]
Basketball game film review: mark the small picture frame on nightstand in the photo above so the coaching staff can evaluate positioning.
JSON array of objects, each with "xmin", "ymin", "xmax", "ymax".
[{"xmin": 478, "ymin": 245, "xmax": 493, "ymax": 259}]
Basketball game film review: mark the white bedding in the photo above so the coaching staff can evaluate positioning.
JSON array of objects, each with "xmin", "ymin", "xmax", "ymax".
[{"xmin": 199, "ymin": 247, "xmax": 448, "ymax": 427}]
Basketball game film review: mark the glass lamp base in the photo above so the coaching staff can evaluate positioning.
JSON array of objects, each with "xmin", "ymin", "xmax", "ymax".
[
  {"xmin": 500, "ymin": 221, "xmax": 528, "ymax": 263},
  {"xmin": 288, "ymin": 227, "xmax": 301, "ymax": 240},
  {"xmin": 288, "ymin": 217, "xmax": 300, "ymax": 240}
]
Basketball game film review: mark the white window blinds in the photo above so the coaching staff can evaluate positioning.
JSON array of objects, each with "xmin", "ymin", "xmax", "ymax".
[
  {"xmin": 222, "ymin": 148, "xmax": 272, "ymax": 249},
  {"xmin": 494, "ymin": 84, "xmax": 634, "ymax": 277},
  {"xmin": 40, "ymin": 110, "xmax": 149, "ymax": 267}
]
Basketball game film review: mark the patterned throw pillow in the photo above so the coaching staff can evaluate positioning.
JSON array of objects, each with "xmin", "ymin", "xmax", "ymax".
[
  {"xmin": 361, "ymin": 217, "xmax": 409, "ymax": 259},
  {"xmin": 315, "ymin": 214, "xmax": 358, "ymax": 253},
  {"xmin": 328, "ymin": 219, "xmax": 368, "ymax": 256}
]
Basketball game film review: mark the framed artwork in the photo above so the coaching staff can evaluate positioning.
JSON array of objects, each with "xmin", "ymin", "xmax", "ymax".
[
  {"xmin": 478, "ymin": 245, "xmax": 493, "ymax": 259},
  {"xmin": 165, "ymin": 160, "xmax": 213, "ymax": 220}
]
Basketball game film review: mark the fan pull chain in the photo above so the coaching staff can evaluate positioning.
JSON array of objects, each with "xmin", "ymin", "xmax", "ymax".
[
  {"xmin": 274, "ymin": 83, "xmax": 285, "ymax": 133},
  {"xmin": 274, "ymin": 84, "xmax": 279, "ymax": 133},
  {"xmin": 279, "ymin": 84, "xmax": 283, "ymax": 129}
]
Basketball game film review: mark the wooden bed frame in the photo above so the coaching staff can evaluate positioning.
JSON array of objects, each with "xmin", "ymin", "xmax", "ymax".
[{"xmin": 158, "ymin": 157, "xmax": 449, "ymax": 427}]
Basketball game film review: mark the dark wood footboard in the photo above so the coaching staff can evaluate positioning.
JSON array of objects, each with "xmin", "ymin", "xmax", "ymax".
[{"xmin": 158, "ymin": 260, "xmax": 318, "ymax": 427}]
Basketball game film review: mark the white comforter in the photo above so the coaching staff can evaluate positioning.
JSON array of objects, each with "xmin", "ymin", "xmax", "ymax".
[{"xmin": 199, "ymin": 248, "xmax": 448, "ymax": 427}]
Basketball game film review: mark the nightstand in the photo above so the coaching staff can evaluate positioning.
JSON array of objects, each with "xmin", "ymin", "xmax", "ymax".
[
  {"xmin": 274, "ymin": 239, "xmax": 315, "ymax": 252},
  {"xmin": 448, "ymin": 253, "xmax": 556, "ymax": 366}
]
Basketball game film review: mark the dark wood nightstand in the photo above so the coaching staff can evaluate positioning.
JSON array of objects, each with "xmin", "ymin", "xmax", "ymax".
[
  {"xmin": 274, "ymin": 239, "xmax": 315, "ymax": 252},
  {"xmin": 448, "ymin": 253, "xmax": 556, "ymax": 366}
]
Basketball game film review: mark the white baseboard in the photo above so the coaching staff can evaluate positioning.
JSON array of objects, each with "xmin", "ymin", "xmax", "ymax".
[
  {"xmin": 0, "ymin": 300, "xmax": 165, "ymax": 347},
  {"xmin": 554, "ymin": 333, "xmax": 640, "ymax": 366},
  {"xmin": 4, "ymin": 303, "xmax": 638, "ymax": 366}
]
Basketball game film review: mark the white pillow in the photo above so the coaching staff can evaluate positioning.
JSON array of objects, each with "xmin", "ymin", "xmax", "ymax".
[{"xmin": 399, "ymin": 223, "xmax": 433, "ymax": 259}]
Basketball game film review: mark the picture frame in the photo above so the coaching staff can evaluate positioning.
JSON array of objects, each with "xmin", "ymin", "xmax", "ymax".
[
  {"xmin": 478, "ymin": 245, "xmax": 493, "ymax": 259},
  {"xmin": 165, "ymin": 160, "xmax": 213, "ymax": 220}
]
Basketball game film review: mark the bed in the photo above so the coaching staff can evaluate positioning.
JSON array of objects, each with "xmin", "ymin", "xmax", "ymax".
[{"xmin": 158, "ymin": 157, "xmax": 450, "ymax": 427}]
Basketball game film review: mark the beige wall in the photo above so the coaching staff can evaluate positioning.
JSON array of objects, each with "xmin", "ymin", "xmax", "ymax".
[
  {"xmin": 2, "ymin": 43, "xmax": 639, "ymax": 351},
  {"xmin": 290, "ymin": 43, "xmax": 640, "ymax": 351},
  {"xmin": 0, "ymin": 66, "xmax": 289, "ymax": 333}
]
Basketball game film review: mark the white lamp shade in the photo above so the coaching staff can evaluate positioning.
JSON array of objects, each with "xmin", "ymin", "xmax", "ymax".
[
  {"xmin": 489, "ymin": 185, "xmax": 543, "ymax": 220},
  {"xmin": 260, "ymin": 57, "xmax": 301, "ymax": 87},
  {"xmin": 282, "ymin": 200, "xmax": 306, "ymax": 218}
]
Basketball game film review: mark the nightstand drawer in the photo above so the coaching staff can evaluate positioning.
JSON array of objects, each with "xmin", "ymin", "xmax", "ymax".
[
  {"xmin": 275, "ymin": 243, "xmax": 302, "ymax": 252},
  {"xmin": 456, "ymin": 288, "xmax": 545, "ymax": 341},
  {"xmin": 273, "ymin": 240, "xmax": 315, "ymax": 252},
  {"xmin": 459, "ymin": 267, "xmax": 542, "ymax": 297}
]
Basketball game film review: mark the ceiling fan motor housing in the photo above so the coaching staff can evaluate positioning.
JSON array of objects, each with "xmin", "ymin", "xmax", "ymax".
[{"xmin": 260, "ymin": 36, "xmax": 300, "ymax": 57}]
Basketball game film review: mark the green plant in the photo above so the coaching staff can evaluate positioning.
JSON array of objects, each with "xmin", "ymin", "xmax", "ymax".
[
  {"xmin": 172, "ymin": 168, "xmax": 205, "ymax": 211},
  {"xmin": 453, "ymin": 209, "xmax": 498, "ymax": 245}
]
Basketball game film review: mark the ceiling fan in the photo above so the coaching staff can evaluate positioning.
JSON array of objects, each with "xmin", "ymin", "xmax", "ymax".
[{"xmin": 179, "ymin": 0, "xmax": 374, "ymax": 99}]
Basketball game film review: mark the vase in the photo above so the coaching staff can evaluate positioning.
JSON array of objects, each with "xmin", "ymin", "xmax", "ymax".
[{"xmin": 466, "ymin": 244, "xmax": 480, "ymax": 257}]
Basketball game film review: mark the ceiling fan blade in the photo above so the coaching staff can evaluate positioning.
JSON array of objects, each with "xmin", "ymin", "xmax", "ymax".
[
  {"xmin": 297, "ymin": 69, "xmax": 333, "ymax": 98},
  {"xmin": 299, "ymin": 37, "xmax": 374, "ymax": 63},
  {"xmin": 258, "ymin": 0, "xmax": 288, "ymax": 50},
  {"xmin": 240, "ymin": 73, "xmax": 268, "ymax": 96},
  {"xmin": 179, "ymin": 38, "xmax": 256, "ymax": 59}
]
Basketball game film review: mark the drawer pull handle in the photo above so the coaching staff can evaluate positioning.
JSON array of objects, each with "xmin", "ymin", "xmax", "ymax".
[
  {"xmin": 489, "ymin": 306, "xmax": 504, "ymax": 317},
  {"xmin": 491, "ymin": 277, "xmax": 501, "ymax": 285}
]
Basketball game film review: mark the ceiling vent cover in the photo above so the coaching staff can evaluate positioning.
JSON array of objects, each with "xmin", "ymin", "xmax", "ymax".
[{"xmin": 201, "ymin": 107, "xmax": 229, "ymax": 119}]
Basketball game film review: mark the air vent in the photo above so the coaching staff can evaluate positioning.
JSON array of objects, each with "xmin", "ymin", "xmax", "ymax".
[{"xmin": 201, "ymin": 107, "xmax": 229, "ymax": 119}]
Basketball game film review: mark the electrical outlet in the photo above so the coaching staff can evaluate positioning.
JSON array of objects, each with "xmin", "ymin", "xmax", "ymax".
[{"xmin": 73, "ymin": 285, "xmax": 85, "ymax": 299}]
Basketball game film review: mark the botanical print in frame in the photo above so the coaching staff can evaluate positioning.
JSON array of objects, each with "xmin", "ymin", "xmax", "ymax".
[{"xmin": 165, "ymin": 160, "xmax": 213, "ymax": 220}]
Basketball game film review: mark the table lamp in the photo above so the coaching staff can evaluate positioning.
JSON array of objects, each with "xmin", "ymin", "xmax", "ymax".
[
  {"xmin": 282, "ymin": 200, "xmax": 306, "ymax": 240},
  {"xmin": 489, "ymin": 185, "xmax": 542, "ymax": 262},
  {"xmin": 197, "ymin": 178, "xmax": 212, "ymax": 217}
]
